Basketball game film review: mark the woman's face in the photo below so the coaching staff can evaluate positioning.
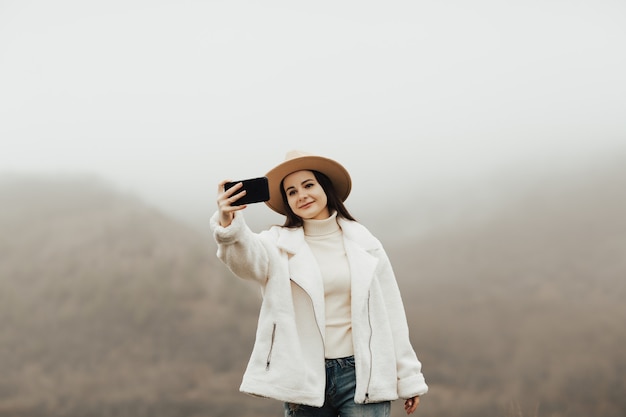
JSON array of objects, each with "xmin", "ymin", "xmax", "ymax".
[{"xmin": 283, "ymin": 170, "xmax": 330, "ymax": 220}]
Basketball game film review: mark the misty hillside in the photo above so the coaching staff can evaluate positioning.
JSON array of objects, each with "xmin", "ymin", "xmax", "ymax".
[
  {"xmin": 387, "ymin": 157, "xmax": 626, "ymax": 417},
  {"xmin": 0, "ymin": 175, "xmax": 267, "ymax": 417},
  {"xmin": 1, "ymin": 158, "xmax": 625, "ymax": 417}
]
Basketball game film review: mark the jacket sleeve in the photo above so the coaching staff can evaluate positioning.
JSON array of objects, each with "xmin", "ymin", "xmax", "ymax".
[
  {"xmin": 209, "ymin": 210, "xmax": 271, "ymax": 286},
  {"xmin": 375, "ymin": 246, "xmax": 429, "ymax": 398}
]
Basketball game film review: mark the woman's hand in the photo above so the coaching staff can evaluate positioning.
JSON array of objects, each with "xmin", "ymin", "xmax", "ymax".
[
  {"xmin": 217, "ymin": 180, "xmax": 247, "ymax": 227},
  {"xmin": 404, "ymin": 396, "xmax": 420, "ymax": 414}
]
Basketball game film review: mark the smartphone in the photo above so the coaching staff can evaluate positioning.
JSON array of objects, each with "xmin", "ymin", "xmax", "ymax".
[{"xmin": 224, "ymin": 176, "xmax": 270, "ymax": 206}]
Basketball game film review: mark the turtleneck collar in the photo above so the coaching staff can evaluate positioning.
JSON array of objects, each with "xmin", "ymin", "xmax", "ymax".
[{"xmin": 303, "ymin": 211, "xmax": 340, "ymax": 237}]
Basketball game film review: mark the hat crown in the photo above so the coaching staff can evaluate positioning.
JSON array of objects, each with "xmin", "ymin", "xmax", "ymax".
[{"xmin": 284, "ymin": 150, "xmax": 311, "ymax": 161}]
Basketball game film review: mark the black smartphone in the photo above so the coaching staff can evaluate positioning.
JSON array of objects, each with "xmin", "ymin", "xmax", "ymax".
[{"xmin": 224, "ymin": 176, "xmax": 270, "ymax": 206}]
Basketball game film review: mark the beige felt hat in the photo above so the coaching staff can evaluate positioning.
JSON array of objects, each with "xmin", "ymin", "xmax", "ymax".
[{"xmin": 265, "ymin": 150, "xmax": 352, "ymax": 215}]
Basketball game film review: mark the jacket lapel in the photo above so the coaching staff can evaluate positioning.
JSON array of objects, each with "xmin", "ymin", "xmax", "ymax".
[
  {"xmin": 344, "ymin": 239, "xmax": 378, "ymax": 309},
  {"xmin": 277, "ymin": 227, "xmax": 326, "ymax": 337},
  {"xmin": 339, "ymin": 219, "xmax": 381, "ymax": 310}
]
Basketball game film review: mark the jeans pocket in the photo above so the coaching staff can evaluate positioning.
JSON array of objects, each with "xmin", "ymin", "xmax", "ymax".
[{"xmin": 344, "ymin": 355, "xmax": 355, "ymax": 367}]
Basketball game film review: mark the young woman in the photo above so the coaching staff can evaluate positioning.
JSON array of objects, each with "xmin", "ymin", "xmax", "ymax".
[{"xmin": 211, "ymin": 150, "xmax": 428, "ymax": 416}]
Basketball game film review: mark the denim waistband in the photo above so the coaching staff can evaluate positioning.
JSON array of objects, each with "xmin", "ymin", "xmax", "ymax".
[{"xmin": 325, "ymin": 355, "xmax": 355, "ymax": 369}]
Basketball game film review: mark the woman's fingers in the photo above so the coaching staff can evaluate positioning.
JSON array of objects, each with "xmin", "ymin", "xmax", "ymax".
[
  {"xmin": 217, "ymin": 179, "xmax": 231, "ymax": 195},
  {"xmin": 217, "ymin": 180, "xmax": 247, "ymax": 227},
  {"xmin": 218, "ymin": 180, "xmax": 246, "ymax": 208},
  {"xmin": 218, "ymin": 179, "xmax": 239, "ymax": 199},
  {"xmin": 404, "ymin": 396, "xmax": 420, "ymax": 414}
]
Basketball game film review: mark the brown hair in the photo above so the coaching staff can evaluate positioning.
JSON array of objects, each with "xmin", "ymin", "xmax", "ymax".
[{"xmin": 280, "ymin": 170, "xmax": 356, "ymax": 228}]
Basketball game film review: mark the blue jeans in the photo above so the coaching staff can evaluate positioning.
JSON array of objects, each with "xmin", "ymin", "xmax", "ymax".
[{"xmin": 284, "ymin": 356, "xmax": 391, "ymax": 417}]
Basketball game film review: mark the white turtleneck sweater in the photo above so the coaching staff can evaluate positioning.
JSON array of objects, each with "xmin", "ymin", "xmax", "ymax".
[{"xmin": 303, "ymin": 212, "xmax": 354, "ymax": 359}]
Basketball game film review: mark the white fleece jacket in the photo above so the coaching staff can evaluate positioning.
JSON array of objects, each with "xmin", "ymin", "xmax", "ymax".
[{"xmin": 210, "ymin": 211, "xmax": 428, "ymax": 407}]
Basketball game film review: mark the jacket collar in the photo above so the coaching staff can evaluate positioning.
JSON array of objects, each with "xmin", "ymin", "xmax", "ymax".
[
  {"xmin": 276, "ymin": 217, "xmax": 382, "ymax": 337},
  {"xmin": 275, "ymin": 217, "xmax": 381, "ymax": 255}
]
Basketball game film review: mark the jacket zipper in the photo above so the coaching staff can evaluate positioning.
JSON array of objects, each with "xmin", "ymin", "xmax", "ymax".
[
  {"xmin": 266, "ymin": 322, "xmax": 277, "ymax": 371},
  {"xmin": 364, "ymin": 290, "xmax": 373, "ymax": 403}
]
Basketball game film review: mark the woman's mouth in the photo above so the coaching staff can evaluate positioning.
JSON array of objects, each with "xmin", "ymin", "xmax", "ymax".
[{"xmin": 299, "ymin": 201, "xmax": 313, "ymax": 210}]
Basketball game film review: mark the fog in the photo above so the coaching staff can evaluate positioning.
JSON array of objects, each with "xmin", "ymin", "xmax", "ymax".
[
  {"xmin": 1, "ymin": 0, "xmax": 625, "ymax": 227},
  {"xmin": 1, "ymin": 3, "xmax": 626, "ymax": 417}
]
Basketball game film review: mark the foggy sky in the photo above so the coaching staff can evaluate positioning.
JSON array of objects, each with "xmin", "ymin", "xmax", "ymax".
[{"xmin": 1, "ymin": 0, "xmax": 625, "ymax": 225}]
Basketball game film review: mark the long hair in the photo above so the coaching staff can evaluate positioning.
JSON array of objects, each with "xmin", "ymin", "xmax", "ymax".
[{"xmin": 280, "ymin": 170, "xmax": 356, "ymax": 228}]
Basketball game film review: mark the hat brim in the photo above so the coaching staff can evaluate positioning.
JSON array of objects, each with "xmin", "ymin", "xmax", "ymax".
[{"xmin": 265, "ymin": 155, "xmax": 351, "ymax": 215}]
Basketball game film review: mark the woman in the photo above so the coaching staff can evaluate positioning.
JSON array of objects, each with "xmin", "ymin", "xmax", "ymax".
[{"xmin": 211, "ymin": 150, "xmax": 428, "ymax": 416}]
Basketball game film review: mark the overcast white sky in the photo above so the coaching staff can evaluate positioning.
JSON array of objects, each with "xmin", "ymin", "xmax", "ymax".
[{"xmin": 1, "ymin": 0, "xmax": 625, "ymax": 225}]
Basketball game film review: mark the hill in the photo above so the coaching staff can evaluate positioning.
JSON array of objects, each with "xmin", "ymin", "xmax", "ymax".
[
  {"xmin": 0, "ymin": 175, "xmax": 270, "ymax": 417},
  {"xmin": 1, "ymin": 155, "xmax": 625, "ymax": 417},
  {"xmin": 386, "ymin": 156, "xmax": 626, "ymax": 417}
]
